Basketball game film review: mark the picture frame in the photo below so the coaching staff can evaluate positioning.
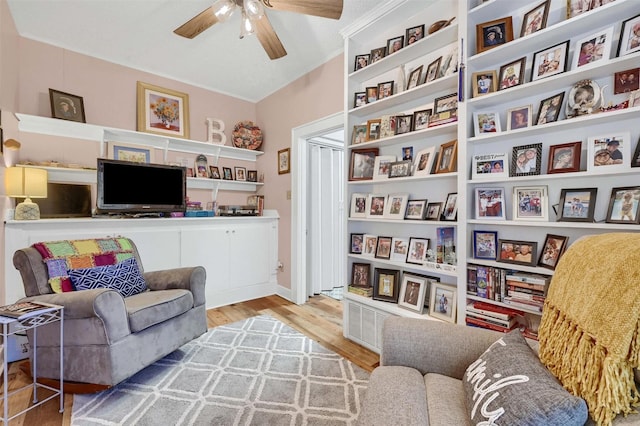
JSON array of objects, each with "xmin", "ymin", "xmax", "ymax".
[
  {"xmin": 474, "ymin": 187, "xmax": 506, "ymax": 220},
  {"xmin": 425, "ymin": 57, "xmax": 442, "ymax": 83},
  {"xmin": 473, "ymin": 112, "xmax": 500, "ymax": 135},
  {"xmin": 375, "ymin": 236, "xmax": 393, "ymax": 260},
  {"xmin": 366, "ymin": 86, "xmax": 378, "ymax": 103},
  {"xmin": 386, "ymin": 36, "xmax": 405, "ymax": 55},
  {"xmin": 391, "ymin": 237, "xmax": 410, "ymax": 262},
  {"xmin": 413, "ymin": 146, "xmax": 436, "ymax": 176},
  {"xmin": 587, "ymin": 132, "xmax": 631, "ymax": 172},
  {"xmin": 222, "ymin": 166, "xmax": 233, "ymax": 180},
  {"xmin": 513, "ymin": 185, "xmax": 548, "ymax": 221},
  {"xmin": 497, "ymin": 239, "xmax": 538, "ymax": 266},
  {"xmin": 471, "ymin": 71, "xmax": 498, "ymax": 97},
  {"xmin": 247, "ymin": 170, "xmax": 258, "ymax": 182},
  {"xmin": 373, "ymin": 155, "xmax": 396, "ymax": 180},
  {"xmin": 234, "ymin": 167, "xmax": 246, "ymax": 181},
  {"xmin": 617, "ymin": 14, "xmax": 640, "ymax": 57},
  {"xmin": 566, "ymin": 79, "xmax": 602, "ymax": 118},
  {"xmin": 472, "ymin": 153, "xmax": 508, "ymax": 179},
  {"xmin": 352, "ymin": 124, "xmax": 368, "ymax": 145},
  {"xmin": 614, "ymin": 68, "xmax": 640, "ymax": 94},
  {"xmin": 425, "ymin": 202, "xmax": 443, "ymax": 221},
  {"xmin": 434, "ymin": 93, "xmax": 458, "ymax": 114},
  {"xmin": 630, "ymin": 90, "xmax": 640, "ymax": 108},
  {"xmin": 137, "ymin": 81, "xmax": 189, "ymax": 139},
  {"xmin": 349, "ymin": 148, "xmax": 379, "ymax": 181},
  {"xmin": 350, "ymin": 193, "xmax": 368, "ymax": 218},
  {"xmin": 372, "ymin": 268, "xmax": 401, "ymax": 303},
  {"xmin": 401, "ymin": 146, "xmax": 413, "ymax": 162},
  {"xmin": 511, "ymin": 143, "xmax": 542, "ymax": 177},
  {"xmin": 506, "ymin": 105, "xmax": 532, "ymax": 131},
  {"xmin": 406, "ymin": 66, "xmax": 423, "ymax": 90},
  {"xmin": 395, "ymin": 115, "xmax": 413, "ymax": 135},
  {"xmin": 435, "ymin": 139, "xmax": 457, "ymax": 174},
  {"xmin": 366, "ymin": 119, "xmax": 382, "ymax": 141},
  {"xmin": 473, "ymin": 230, "xmax": 498, "ymax": 260},
  {"xmin": 186, "ymin": 167, "xmax": 194, "ymax": 178},
  {"xmin": 366, "ymin": 194, "xmax": 386, "ymax": 218},
  {"xmin": 363, "ymin": 235, "xmax": 378, "ymax": 257},
  {"xmin": 412, "ymin": 109, "xmax": 432, "ymax": 131},
  {"xmin": 476, "ymin": 17, "xmax": 514, "ymax": 54},
  {"xmin": 398, "ymin": 274, "xmax": 429, "ymax": 314},
  {"xmin": 388, "ymin": 160, "xmax": 413, "ymax": 178},
  {"xmin": 351, "ymin": 263, "xmax": 371, "ymax": 287},
  {"xmin": 538, "ymin": 234, "xmax": 569, "ymax": 270},
  {"xmin": 567, "ymin": 0, "xmax": 592, "ymax": 18},
  {"xmin": 439, "ymin": 45, "xmax": 459, "ymax": 78},
  {"xmin": 107, "ymin": 142, "xmax": 153, "ymax": 163},
  {"xmin": 521, "ymin": 0, "xmax": 550, "ymax": 37},
  {"xmin": 406, "ymin": 237, "xmax": 430, "ymax": 265},
  {"xmin": 405, "ymin": 199, "xmax": 428, "ymax": 220},
  {"xmin": 370, "ymin": 47, "xmax": 386, "ymax": 63},
  {"xmin": 379, "ymin": 114, "xmax": 397, "ymax": 138},
  {"xmin": 571, "ymin": 26, "xmax": 614, "ymax": 70},
  {"xmin": 354, "ymin": 92, "xmax": 367, "ymax": 108},
  {"xmin": 377, "ymin": 81, "xmax": 394, "ymax": 100},
  {"xmin": 384, "ymin": 193, "xmax": 409, "ymax": 219},
  {"xmin": 531, "ymin": 41, "xmax": 569, "ymax": 81},
  {"xmin": 429, "ymin": 283, "xmax": 457, "ymax": 323},
  {"xmin": 633, "ymin": 137, "xmax": 640, "ymax": 168},
  {"xmin": 498, "ymin": 57, "xmax": 526, "ymax": 90},
  {"xmin": 558, "ymin": 187, "xmax": 597, "ymax": 222},
  {"xmin": 442, "ymin": 193, "xmax": 459, "ymax": 221},
  {"xmin": 278, "ymin": 147, "xmax": 291, "ymax": 174},
  {"xmin": 406, "ymin": 24, "xmax": 425, "ymax": 45},
  {"xmin": 535, "ymin": 92, "xmax": 564, "ymax": 125},
  {"xmin": 48, "ymin": 89, "xmax": 86, "ymax": 123},
  {"xmin": 209, "ymin": 165, "xmax": 221, "ymax": 179},
  {"xmin": 354, "ymin": 54, "xmax": 370, "ymax": 71},
  {"xmin": 605, "ymin": 187, "xmax": 640, "ymax": 224},
  {"xmin": 548, "ymin": 141, "xmax": 581, "ymax": 173},
  {"xmin": 350, "ymin": 234, "xmax": 364, "ymax": 254}
]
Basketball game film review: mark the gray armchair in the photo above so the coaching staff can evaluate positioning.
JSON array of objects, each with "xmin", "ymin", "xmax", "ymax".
[{"xmin": 13, "ymin": 237, "xmax": 207, "ymax": 387}]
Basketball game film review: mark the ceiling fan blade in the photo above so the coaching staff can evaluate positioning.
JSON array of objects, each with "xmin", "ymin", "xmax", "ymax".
[
  {"xmin": 262, "ymin": 0, "xmax": 343, "ymax": 20},
  {"xmin": 174, "ymin": 6, "xmax": 219, "ymax": 39},
  {"xmin": 255, "ymin": 15, "xmax": 287, "ymax": 60}
]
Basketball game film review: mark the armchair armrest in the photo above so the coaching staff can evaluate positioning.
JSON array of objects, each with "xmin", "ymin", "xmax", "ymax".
[
  {"xmin": 381, "ymin": 317, "xmax": 500, "ymax": 380},
  {"xmin": 144, "ymin": 266, "xmax": 206, "ymax": 307}
]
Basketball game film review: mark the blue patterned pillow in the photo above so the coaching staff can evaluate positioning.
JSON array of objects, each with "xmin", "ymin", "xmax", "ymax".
[{"xmin": 69, "ymin": 257, "xmax": 147, "ymax": 297}]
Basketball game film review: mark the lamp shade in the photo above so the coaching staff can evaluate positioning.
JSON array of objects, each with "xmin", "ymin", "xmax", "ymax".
[{"xmin": 5, "ymin": 167, "xmax": 48, "ymax": 198}]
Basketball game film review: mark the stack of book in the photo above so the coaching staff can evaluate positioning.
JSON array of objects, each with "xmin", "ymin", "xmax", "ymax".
[
  {"xmin": 502, "ymin": 272, "xmax": 550, "ymax": 313},
  {"xmin": 348, "ymin": 286, "xmax": 373, "ymax": 297},
  {"xmin": 465, "ymin": 300, "xmax": 523, "ymax": 334}
]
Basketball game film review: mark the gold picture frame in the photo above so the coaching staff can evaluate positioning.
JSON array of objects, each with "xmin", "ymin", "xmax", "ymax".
[
  {"xmin": 136, "ymin": 81, "xmax": 190, "ymax": 139},
  {"xmin": 278, "ymin": 148, "xmax": 291, "ymax": 174}
]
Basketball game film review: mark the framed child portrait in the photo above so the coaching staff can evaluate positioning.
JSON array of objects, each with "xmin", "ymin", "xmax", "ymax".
[
  {"xmin": 354, "ymin": 92, "xmax": 367, "ymax": 108},
  {"xmin": 375, "ymin": 236, "xmax": 393, "ymax": 259},
  {"xmin": 537, "ymin": 234, "xmax": 569, "ymax": 270},
  {"xmin": 367, "ymin": 119, "xmax": 382, "ymax": 141},
  {"xmin": 350, "ymin": 193, "xmax": 367, "ymax": 218},
  {"xmin": 442, "ymin": 193, "xmax": 459, "ymax": 221},
  {"xmin": 412, "ymin": 109, "xmax": 432, "ymax": 131},
  {"xmin": 531, "ymin": 41, "xmax": 569, "ymax": 81},
  {"xmin": 406, "ymin": 24, "xmax": 425, "ymax": 45},
  {"xmin": 558, "ymin": 188, "xmax": 597, "ymax": 222},
  {"xmin": 351, "ymin": 263, "xmax": 371, "ymax": 287},
  {"xmin": 377, "ymin": 81, "xmax": 394, "ymax": 100},
  {"xmin": 405, "ymin": 199, "xmax": 428, "ymax": 220},
  {"xmin": 521, "ymin": 0, "xmax": 550, "ymax": 37},
  {"xmin": 474, "ymin": 187, "xmax": 506, "ymax": 220},
  {"xmin": 372, "ymin": 268, "xmax": 401, "ymax": 303},
  {"xmin": 354, "ymin": 54, "xmax": 370, "ymax": 71},
  {"xmin": 571, "ymin": 26, "xmax": 614, "ymax": 70},
  {"xmin": 391, "ymin": 237, "xmax": 410, "ymax": 262},
  {"xmin": 429, "ymin": 283, "xmax": 457, "ymax": 323},
  {"xmin": 512, "ymin": 186, "xmax": 548, "ymax": 221},
  {"xmin": 366, "ymin": 86, "xmax": 378, "ymax": 103},
  {"xmin": 471, "ymin": 153, "xmax": 508, "ymax": 179},
  {"xmin": 395, "ymin": 115, "xmax": 413, "ymax": 135},
  {"xmin": 351, "ymin": 124, "xmax": 367, "ymax": 145},
  {"xmin": 387, "ymin": 36, "xmax": 405, "ymax": 55},
  {"xmin": 425, "ymin": 202, "xmax": 443, "ymax": 221},
  {"xmin": 506, "ymin": 105, "xmax": 532, "ymax": 130},
  {"xmin": 406, "ymin": 237, "xmax": 430, "ymax": 265},
  {"xmin": 511, "ymin": 143, "xmax": 542, "ymax": 177},
  {"xmin": 209, "ymin": 166, "xmax": 221, "ymax": 179},
  {"xmin": 349, "ymin": 148, "xmax": 379, "ymax": 181},
  {"xmin": 605, "ymin": 186, "xmax": 640, "ymax": 224},
  {"xmin": 471, "ymin": 71, "xmax": 498, "ymax": 97},
  {"xmin": 406, "ymin": 66, "xmax": 423, "ymax": 90},
  {"xmin": 370, "ymin": 46, "xmax": 386, "ymax": 63},
  {"xmin": 618, "ymin": 14, "xmax": 640, "ymax": 57},
  {"xmin": 350, "ymin": 234, "xmax": 364, "ymax": 254},
  {"xmin": 476, "ymin": 17, "xmax": 514, "ymax": 54},
  {"xmin": 362, "ymin": 235, "xmax": 378, "ymax": 257},
  {"xmin": 366, "ymin": 194, "xmax": 387, "ymax": 218},
  {"xmin": 398, "ymin": 274, "xmax": 429, "ymax": 314},
  {"xmin": 587, "ymin": 132, "xmax": 631, "ymax": 172},
  {"xmin": 498, "ymin": 57, "xmax": 526, "ymax": 90},
  {"xmin": 435, "ymin": 140, "xmax": 458, "ymax": 174},
  {"xmin": 413, "ymin": 146, "xmax": 436, "ymax": 176},
  {"xmin": 384, "ymin": 193, "xmax": 409, "ymax": 219},
  {"xmin": 547, "ymin": 141, "xmax": 581, "ymax": 173},
  {"xmin": 473, "ymin": 111, "xmax": 500, "ymax": 135},
  {"xmin": 425, "ymin": 57, "xmax": 442, "ymax": 83},
  {"xmin": 473, "ymin": 230, "xmax": 498, "ymax": 260},
  {"xmin": 535, "ymin": 92, "xmax": 564, "ymax": 125}
]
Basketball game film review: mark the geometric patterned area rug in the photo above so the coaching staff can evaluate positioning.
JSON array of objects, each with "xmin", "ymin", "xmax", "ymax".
[{"xmin": 71, "ymin": 315, "xmax": 369, "ymax": 425}]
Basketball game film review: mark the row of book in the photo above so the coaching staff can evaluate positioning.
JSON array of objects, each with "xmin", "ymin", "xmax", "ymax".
[{"xmin": 465, "ymin": 300, "xmax": 540, "ymax": 341}]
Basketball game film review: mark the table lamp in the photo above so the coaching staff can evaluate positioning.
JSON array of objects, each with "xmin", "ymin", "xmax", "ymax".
[{"xmin": 5, "ymin": 167, "xmax": 48, "ymax": 220}]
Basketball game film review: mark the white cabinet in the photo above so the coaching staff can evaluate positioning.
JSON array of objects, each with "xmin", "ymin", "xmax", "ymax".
[{"xmin": 3, "ymin": 212, "xmax": 279, "ymax": 307}]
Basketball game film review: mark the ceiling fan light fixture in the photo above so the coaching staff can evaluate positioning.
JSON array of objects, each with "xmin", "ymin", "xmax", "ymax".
[
  {"xmin": 243, "ymin": 0, "xmax": 265, "ymax": 19},
  {"xmin": 212, "ymin": 0, "xmax": 237, "ymax": 22},
  {"xmin": 239, "ymin": 8, "xmax": 256, "ymax": 39}
]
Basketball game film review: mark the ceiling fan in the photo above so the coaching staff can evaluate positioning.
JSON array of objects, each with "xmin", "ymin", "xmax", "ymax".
[{"xmin": 174, "ymin": 0, "xmax": 344, "ymax": 60}]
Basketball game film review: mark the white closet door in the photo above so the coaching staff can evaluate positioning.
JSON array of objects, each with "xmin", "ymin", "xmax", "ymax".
[{"xmin": 309, "ymin": 144, "xmax": 323, "ymax": 295}]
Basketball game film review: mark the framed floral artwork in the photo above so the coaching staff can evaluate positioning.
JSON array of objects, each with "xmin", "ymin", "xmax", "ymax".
[
  {"xmin": 108, "ymin": 142, "xmax": 153, "ymax": 163},
  {"xmin": 137, "ymin": 81, "xmax": 190, "ymax": 139}
]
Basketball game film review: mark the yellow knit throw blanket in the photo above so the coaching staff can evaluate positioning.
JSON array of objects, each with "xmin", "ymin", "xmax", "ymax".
[{"xmin": 538, "ymin": 233, "xmax": 640, "ymax": 426}]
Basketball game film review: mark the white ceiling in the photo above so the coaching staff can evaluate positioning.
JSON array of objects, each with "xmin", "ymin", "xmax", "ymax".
[{"xmin": 7, "ymin": 0, "xmax": 380, "ymax": 102}]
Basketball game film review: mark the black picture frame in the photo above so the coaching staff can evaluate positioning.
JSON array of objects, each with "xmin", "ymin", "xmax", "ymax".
[
  {"xmin": 498, "ymin": 57, "xmax": 526, "ymax": 90},
  {"xmin": 375, "ymin": 236, "xmax": 393, "ymax": 259},
  {"xmin": 49, "ymin": 88, "xmax": 86, "ymax": 123},
  {"xmin": 395, "ymin": 115, "xmax": 413, "ymax": 135},
  {"xmin": 520, "ymin": 0, "xmax": 550, "ymax": 37},
  {"xmin": 370, "ymin": 46, "xmax": 386, "ymax": 63},
  {"xmin": 406, "ymin": 237, "xmax": 430, "ymax": 265},
  {"xmin": 537, "ymin": 234, "xmax": 569, "ymax": 270},
  {"xmin": 354, "ymin": 54, "xmax": 370, "ymax": 71},
  {"xmin": 497, "ymin": 239, "xmax": 538, "ymax": 266},
  {"xmin": 386, "ymin": 36, "xmax": 405, "ymax": 55},
  {"xmin": 511, "ymin": 143, "xmax": 542, "ymax": 177},
  {"xmin": 535, "ymin": 92, "xmax": 564, "ymax": 125},
  {"xmin": 412, "ymin": 109, "xmax": 432, "ymax": 131},
  {"xmin": 351, "ymin": 262, "xmax": 371, "ymax": 288},
  {"xmin": 405, "ymin": 24, "xmax": 425, "ymax": 45},
  {"xmin": 388, "ymin": 160, "xmax": 412, "ymax": 178},
  {"xmin": 350, "ymin": 233, "xmax": 364, "ymax": 254},
  {"xmin": 531, "ymin": 40, "xmax": 569, "ymax": 81},
  {"xmin": 473, "ymin": 230, "xmax": 498, "ymax": 260},
  {"xmin": 405, "ymin": 199, "xmax": 428, "ymax": 220},
  {"xmin": 353, "ymin": 92, "xmax": 367, "ymax": 108},
  {"xmin": 222, "ymin": 166, "xmax": 233, "ymax": 180},
  {"xmin": 434, "ymin": 93, "xmax": 458, "ymax": 114},
  {"xmin": 247, "ymin": 170, "xmax": 258, "ymax": 182},
  {"xmin": 558, "ymin": 188, "xmax": 598, "ymax": 222},
  {"xmin": 372, "ymin": 268, "xmax": 401, "ymax": 302},
  {"xmin": 377, "ymin": 81, "xmax": 394, "ymax": 100},
  {"xmin": 633, "ymin": 137, "xmax": 640, "ymax": 168},
  {"xmin": 210, "ymin": 166, "xmax": 221, "ymax": 179},
  {"xmin": 406, "ymin": 66, "xmax": 423, "ymax": 90},
  {"xmin": 605, "ymin": 187, "xmax": 640, "ymax": 224}
]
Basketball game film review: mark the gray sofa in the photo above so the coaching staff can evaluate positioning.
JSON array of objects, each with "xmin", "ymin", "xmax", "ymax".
[
  {"xmin": 13, "ymin": 238, "xmax": 207, "ymax": 387},
  {"xmin": 358, "ymin": 317, "xmax": 640, "ymax": 426}
]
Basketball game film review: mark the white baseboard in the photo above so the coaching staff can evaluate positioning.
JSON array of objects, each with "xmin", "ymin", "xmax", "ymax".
[{"xmin": 276, "ymin": 285, "xmax": 293, "ymax": 303}]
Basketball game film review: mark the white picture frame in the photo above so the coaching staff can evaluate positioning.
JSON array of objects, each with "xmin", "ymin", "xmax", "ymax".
[
  {"xmin": 398, "ymin": 274, "xmax": 429, "ymax": 314},
  {"xmin": 412, "ymin": 146, "xmax": 436, "ymax": 176},
  {"xmin": 472, "ymin": 112, "xmax": 501, "ymax": 136},
  {"xmin": 350, "ymin": 193, "xmax": 367, "ymax": 218},
  {"xmin": 512, "ymin": 186, "xmax": 548, "ymax": 221},
  {"xmin": 366, "ymin": 194, "xmax": 387, "ymax": 218},
  {"xmin": 474, "ymin": 187, "xmax": 506, "ymax": 220},
  {"xmin": 587, "ymin": 132, "xmax": 631, "ymax": 173},
  {"xmin": 384, "ymin": 193, "xmax": 409, "ymax": 219},
  {"xmin": 506, "ymin": 105, "xmax": 532, "ymax": 131},
  {"xmin": 429, "ymin": 282, "xmax": 457, "ymax": 323},
  {"xmin": 390, "ymin": 237, "xmax": 410, "ymax": 262},
  {"xmin": 362, "ymin": 234, "xmax": 378, "ymax": 257},
  {"xmin": 570, "ymin": 26, "xmax": 614, "ymax": 70},
  {"xmin": 373, "ymin": 155, "xmax": 396, "ymax": 180},
  {"xmin": 617, "ymin": 14, "xmax": 640, "ymax": 57},
  {"xmin": 471, "ymin": 153, "xmax": 508, "ymax": 179}
]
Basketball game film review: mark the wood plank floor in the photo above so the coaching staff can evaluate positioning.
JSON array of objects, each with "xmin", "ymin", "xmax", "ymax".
[{"xmin": 2, "ymin": 295, "xmax": 379, "ymax": 425}]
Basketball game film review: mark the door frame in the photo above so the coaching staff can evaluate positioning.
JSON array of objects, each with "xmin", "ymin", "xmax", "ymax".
[{"xmin": 291, "ymin": 111, "xmax": 343, "ymax": 304}]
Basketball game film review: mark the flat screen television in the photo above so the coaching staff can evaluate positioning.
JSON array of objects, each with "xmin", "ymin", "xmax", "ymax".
[{"xmin": 96, "ymin": 158, "xmax": 186, "ymax": 214}]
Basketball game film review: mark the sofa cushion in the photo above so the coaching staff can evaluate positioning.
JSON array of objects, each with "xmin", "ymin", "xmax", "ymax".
[
  {"xmin": 425, "ymin": 373, "xmax": 470, "ymax": 426},
  {"xmin": 69, "ymin": 257, "xmax": 147, "ymax": 297},
  {"xmin": 463, "ymin": 329, "xmax": 588, "ymax": 426},
  {"xmin": 124, "ymin": 289, "xmax": 194, "ymax": 333}
]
